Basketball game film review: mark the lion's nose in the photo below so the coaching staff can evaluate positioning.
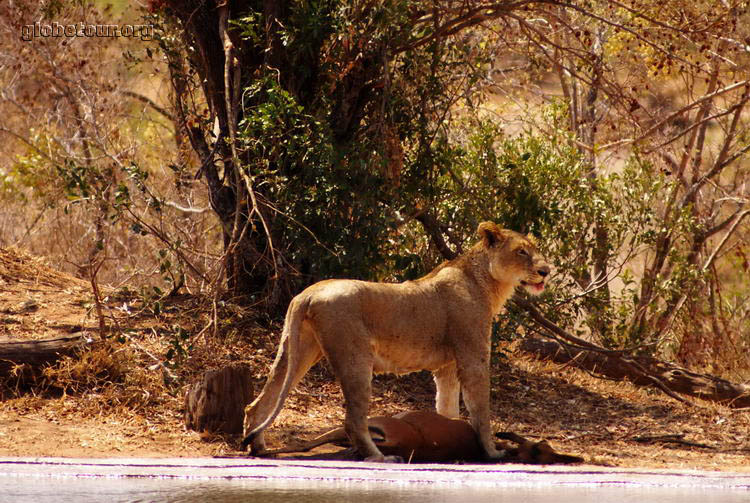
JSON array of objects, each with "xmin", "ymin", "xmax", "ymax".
[{"xmin": 537, "ymin": 266, "xmax": 550, "ymax": 277}]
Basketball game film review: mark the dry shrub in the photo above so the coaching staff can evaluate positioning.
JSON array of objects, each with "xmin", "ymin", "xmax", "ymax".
[
  {"xmin": 32, "ymin": 343, "xmax": 170, "ymax": 416},
  {"xmin": 0, "ymin": 348, "xmax": 122, "ymax": 399},
  {"xmin": 41, "ymin": 346, "xmax": 125, "ymax": 394},
  {"xmin": 0, "ymin": 247, "xmax": 88, "ymax": 289}
]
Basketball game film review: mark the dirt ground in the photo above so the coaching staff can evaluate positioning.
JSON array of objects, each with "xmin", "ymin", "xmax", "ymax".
[{"xmin": 1, "ymin": 246, "xmax": 749, "ymax": 470}]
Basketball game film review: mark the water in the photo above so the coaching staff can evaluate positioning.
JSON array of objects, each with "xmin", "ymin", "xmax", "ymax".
[
  {"xmin": 1, "ymin": 457, "xmax": 748, "ymax": 503},
  {"xmin": 2, "ymin": 476, "xmax": 750, "ymax": 503}
]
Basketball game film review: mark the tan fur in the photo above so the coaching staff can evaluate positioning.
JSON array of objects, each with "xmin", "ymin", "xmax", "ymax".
[{"xmin": 242, "ymin": 221, "xmax": 550, "ymax": 462}]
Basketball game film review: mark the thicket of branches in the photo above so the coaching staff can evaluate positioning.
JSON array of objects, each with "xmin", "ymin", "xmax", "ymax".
[{"xmin": 1, "ymin": 0, "xmax": 749, "ymax": 376}]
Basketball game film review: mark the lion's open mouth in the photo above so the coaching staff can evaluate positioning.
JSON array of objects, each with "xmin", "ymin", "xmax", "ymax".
[{"xmin": 521, "ymin": 279, "xmax": 545, "ymax": 292}]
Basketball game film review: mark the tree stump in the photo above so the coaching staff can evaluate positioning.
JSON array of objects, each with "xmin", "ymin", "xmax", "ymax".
[{"xmin": 184, "ymin": 364, "xmax": 254, "ymax": 435}]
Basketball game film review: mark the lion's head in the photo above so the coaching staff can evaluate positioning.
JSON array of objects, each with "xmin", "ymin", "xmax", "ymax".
[{"xmin": 477, "ymin": 221, "xmax": 550, "ymax": 295}]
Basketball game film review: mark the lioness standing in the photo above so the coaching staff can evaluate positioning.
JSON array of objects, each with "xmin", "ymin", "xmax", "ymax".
[{"xmin": 242, "ymin": 221, "xmax": 550, "ymax": 462}]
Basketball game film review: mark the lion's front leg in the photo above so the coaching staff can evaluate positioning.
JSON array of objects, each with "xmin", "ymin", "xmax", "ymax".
[
  {"xmin": 457, "ymin": 357, "xmax": 506, "ymax": 460},
  {"xmin": 456, "ymin": 337, "xmax": 507, "ymax": 460}
]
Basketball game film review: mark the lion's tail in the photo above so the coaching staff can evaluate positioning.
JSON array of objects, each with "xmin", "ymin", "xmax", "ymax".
[{"xmin": 241, "ymin": 295, "xmax": 311, "ymax": 451}]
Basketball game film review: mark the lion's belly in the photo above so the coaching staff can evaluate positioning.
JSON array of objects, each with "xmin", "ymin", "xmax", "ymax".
[
  {"xmin": 371, "ymin": 339, "xmax": 451, "ymax": 374},
  {"xmin": 365, "ymin": 294, "xmax": 451, "ymax": 374}
]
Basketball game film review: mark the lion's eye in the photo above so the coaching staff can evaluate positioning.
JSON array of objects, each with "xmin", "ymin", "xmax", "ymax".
[{"xmin": 518, "ymin": 249, "xmax": 529, "ymax": 257}]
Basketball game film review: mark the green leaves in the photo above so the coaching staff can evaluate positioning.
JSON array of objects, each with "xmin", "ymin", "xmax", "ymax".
[
  {"xmin": 57, "ymin": 160, "xmax": 92, "ymax": 200},
  {"xmin": 164, "ymin": 324, "xmax": 191, "ymax": 368},
  {"xmin": 419, "ymin": 117, "xmax": 691, "ymax": 350}
]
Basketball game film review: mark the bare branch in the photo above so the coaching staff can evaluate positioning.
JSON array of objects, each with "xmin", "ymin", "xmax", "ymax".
[
  {"xmin": 643, "ymin": 103, "xmax": 739, "ymax": 155},
  {"xmin": 598, "ymin": 79, "xmax": 750, "ymax": 152},
  {"xmin": 120, "ymin": 90, "xmax": 174, "ymax": 121},
  {"xmin": 701, "ymin": 209, "xmax": 750, "ymax": 274},
  {"xmin": 652, "ymin": 209, "xmax": 750, "ymax": 338},
  {"xmin": 163, "ymin": 201, "xmax": 208, "ymax": 213}
]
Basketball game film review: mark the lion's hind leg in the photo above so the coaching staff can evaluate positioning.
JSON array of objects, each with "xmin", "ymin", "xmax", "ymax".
[
  {"xmin": 433, "ymin": 362, "xmax": 460, "ymax": 418},
  {"xmin": 320, "ymin": 324, "xmax": 398, "ymax": 462},
  {"xmin": 338, "ymin": 367, "xmax": 388, "ymax": 461}
]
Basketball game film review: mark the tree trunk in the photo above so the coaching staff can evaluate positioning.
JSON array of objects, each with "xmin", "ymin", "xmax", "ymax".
[
  {"xmin": 519, "ymin": 336, "xmax": 750, "ymax": 408},
  {"xmin": 184, "ymin": 364, "xmax": 255, "ymax": 435},
  {"xmin": 161, "ymin": 0, "xmax": 389, "ymax": 309},
  {"xmin": 0, "ymin": 335, "xmax": 94, "ymax": 376}
]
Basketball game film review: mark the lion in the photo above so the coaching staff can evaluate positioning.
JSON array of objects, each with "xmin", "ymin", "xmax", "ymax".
[{"xmin": 242, "ymin": 221, "xmax": 550, "ymax": 462}]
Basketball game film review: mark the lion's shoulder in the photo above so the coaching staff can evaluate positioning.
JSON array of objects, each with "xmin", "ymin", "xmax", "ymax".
[{"xmin": 416, "ymin": 244, "xmax": 485, "ymax": 283}]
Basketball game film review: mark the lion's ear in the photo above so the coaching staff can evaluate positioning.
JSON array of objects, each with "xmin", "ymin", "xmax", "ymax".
[
  {"xmin": 477, "ymin": 221, "xmax": 504, "ymax": 248},
  {"xmin": 526, "ymin": 233, "xmax": 538, "ymax": 246}
]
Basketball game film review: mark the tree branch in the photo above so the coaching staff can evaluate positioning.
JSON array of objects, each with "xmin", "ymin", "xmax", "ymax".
[
  {"xmin": 397, "ymin": 1, "xmax": 542, "ymax": 53},
  {"xmin": 415, "ymin": 210, "xmax": 458, "ymax": 260},
  {"xmin": 513, "ymin": 296, "xmax": 691, "ymax": 404},
  {"xmin": 120, "ymin": 90, "xmax": 174, "ymax": 121},
  {"xmin": 520, "ymin": 335, "xmax": 750, "ymax": 408},
  {"xmin": 598, "ymin": 79, "xmax": 750, "ymax": 153}
]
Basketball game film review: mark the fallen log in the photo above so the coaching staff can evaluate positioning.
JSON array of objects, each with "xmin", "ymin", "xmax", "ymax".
[
  {"xmin": 519, "ymin": 336, "xmax": 750, "ymax": 408},
  {"xmin": 0, "ymin": 335, "xmax": 94, "ymax": 376}
]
